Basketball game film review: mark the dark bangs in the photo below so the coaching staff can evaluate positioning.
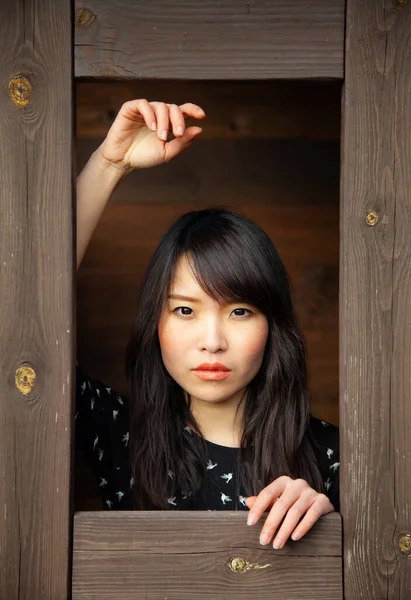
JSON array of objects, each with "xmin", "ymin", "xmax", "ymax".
[{"xmin": 173, "ymin": 208, "xmax": 293, "ymax": 322}]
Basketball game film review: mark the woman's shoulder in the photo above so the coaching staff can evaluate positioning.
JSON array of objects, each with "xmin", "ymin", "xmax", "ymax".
[
  {"xmin": 308, "ymin": 415, "xmax": 339, "ymax": 452},
  {"xmin": 76, "ymin": 360, "xmax": 130, "ymax": 409}
]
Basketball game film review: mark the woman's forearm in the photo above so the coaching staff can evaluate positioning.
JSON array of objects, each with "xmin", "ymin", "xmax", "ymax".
[{"xmin": 76, "ymin": 147, "xmax": 125, "ymax": 270}]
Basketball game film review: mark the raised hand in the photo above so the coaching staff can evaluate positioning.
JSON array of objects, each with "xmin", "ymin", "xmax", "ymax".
[
  {"xmin": 97, "ymin": 99, "xmax": 205, "ymax": 173},
  {"xmin": 245, "ymin": 475, "xmax": 334, "ymax": 549}
]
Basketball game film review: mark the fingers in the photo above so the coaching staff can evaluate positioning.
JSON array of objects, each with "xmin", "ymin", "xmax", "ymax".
[
  {"xmin": 119, "ymin": 99, "xmax": 157, "ymax": 132},
  {"xmin": 163, "ymin": 126, "xmax": 203, "ymax": 162},
  {"xmin": 150, "ymin": 101, "xmax": 205, "ymax": 142},
  {"xmin": 245, "ymin": 496, "xmax": 257, "ymax": 509},
  {"xmin": 246, "ymin": 477, "xmax": 334, "ymax": 550},
  {"xmin": 178, "ymin": 102, "xmax": 206, "ymax": 120},
  {"xmin": 150, "ymin": 102, "xmax": 170, "ymax": 141},
  {"xmin": 275, "ymin": 494, "xmax": 333, "ymax": 547},
  {"xmin": 116, "ymin": 100, "xmax": 205, "ymax": 142},
  {"xmin": 264, "ymin": 489, "xmax": 319, "ymax": 548},
  {"xmin": 247, "ymin": 476, "xmax": 290, "ymax": 526},
  {"xmin": 256, "ymin": 484, "xmax": 302, "ymax": 546}
]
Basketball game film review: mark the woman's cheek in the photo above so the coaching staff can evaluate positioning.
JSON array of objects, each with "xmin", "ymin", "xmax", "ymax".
[
  {"xmin": 158, "ymin": 316, "xmax": 188, "ymax": 366},
  {"xmin": 237, "ymin": 320, "xmax": 268, "ymax": 361}
]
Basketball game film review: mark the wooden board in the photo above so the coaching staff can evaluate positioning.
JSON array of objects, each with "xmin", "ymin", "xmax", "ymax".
[
  {"xmin": 74, "ymin": 0, "xmax": 345, "ymax": 80},
  {"xmin": 72, "ymin": 511, "xmax": 342, "ymax": 599},
  {"xmin": 340, "ymin": 1, "xmax": 411, "ymax": 598},
  {"xmin": 0, "ymin": 1, "xmax": 74, "ymax": 598}
]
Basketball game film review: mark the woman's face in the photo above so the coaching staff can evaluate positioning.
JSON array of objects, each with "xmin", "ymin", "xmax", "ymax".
[{"xmin": 158, "ymin": 255, "xmax": 269, "ymax": 406}]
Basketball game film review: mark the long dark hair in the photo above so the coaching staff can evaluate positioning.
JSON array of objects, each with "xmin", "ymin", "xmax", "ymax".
[{"xmin": 125, "ymin": 208, "xmax": 324, "ymax": 509}]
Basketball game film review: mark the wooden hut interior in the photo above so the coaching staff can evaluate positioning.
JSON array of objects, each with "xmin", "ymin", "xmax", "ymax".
[{"xmin": 75, "ymin": 79, "xmax": 341, "ymax": 510}]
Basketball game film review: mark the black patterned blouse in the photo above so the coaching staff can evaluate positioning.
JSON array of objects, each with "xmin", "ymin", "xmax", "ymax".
[{"xmin": 75, "ymin": 362, "xmax": 340, "ymax": 512}]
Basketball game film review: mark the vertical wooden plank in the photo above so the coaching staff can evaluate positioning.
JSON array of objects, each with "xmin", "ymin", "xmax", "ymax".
[
  {"xmin": 0, "ymin": 0, "xmax": 74, "ymax": 599},
  {"xmin": 341, "ymin": 1, "xmax": 411, "ymax": 598}
]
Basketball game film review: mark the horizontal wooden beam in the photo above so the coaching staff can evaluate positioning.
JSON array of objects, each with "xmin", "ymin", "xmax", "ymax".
[
  {"xmin": 73, "ymin": 512, "xmax": 342, "ymax": 598},
  {"xmin": 75, "ymin": 0, "xmax": 345, "ymax": 80}
]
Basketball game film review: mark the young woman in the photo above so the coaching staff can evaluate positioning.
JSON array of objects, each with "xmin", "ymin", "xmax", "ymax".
[{"xmin": 76, "ymin": 99, "xmax": 339, "ymax": 550}]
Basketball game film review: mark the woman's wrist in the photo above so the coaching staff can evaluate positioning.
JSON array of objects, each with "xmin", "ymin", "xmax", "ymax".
[{"xmin": 87, "ymin": 145, "xmax": 131, "ymax": 190}]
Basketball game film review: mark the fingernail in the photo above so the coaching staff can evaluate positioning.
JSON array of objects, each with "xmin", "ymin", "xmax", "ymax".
[
  {"xmin": 161, "ymin": 130, "xmax": 168, "ymax": 141},
  {"xmin": 176, "ymin": 126, "xmax": 184, "ymax": 136},
  {"xmin": 247, "ymin": 514, "xmax": 256, "ymax": 526},
  {"xmin": 260, "ymin": 532, "xmax": 270, "ymax": 545},
  {"xmin": 151, "ymin": 122, "xmax": 157, "ymax": 131},
  {"xmin": 273, "ymin": 537, "xmax": 283, "ymax": 549},
  {"xmin": 291, "ymin": 531, "xmax": 301, "ymax": 541}
]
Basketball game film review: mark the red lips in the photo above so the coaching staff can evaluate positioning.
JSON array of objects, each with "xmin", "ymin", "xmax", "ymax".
[
  {"xmin": 194, "ymin": 363, "xmax": 230, "ymax": 371},
  {"xmin": 193, "ymin": 363, "xmax": 231, "ymax": 381}
]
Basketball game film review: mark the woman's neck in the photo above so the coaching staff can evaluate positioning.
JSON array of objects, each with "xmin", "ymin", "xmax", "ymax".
[{"xmin": 188, "ymin": 392, "xmax": 245, "ymax": 448}]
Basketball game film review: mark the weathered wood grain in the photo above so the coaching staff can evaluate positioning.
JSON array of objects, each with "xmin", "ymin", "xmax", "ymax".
[
  {"xmin": 341, "ymin": 1, "xmax": 411, "ymax": 598},
  {"xmin": 72, "ymin": 512, "xmax": 342, "ymax": 599},
  {"xmin": 74, "ymin": 0, "xmax": 345, "ymax": 80},
  {"xmin": 0, "ymin": 0, "xmax": 74, "ymax": 598}
]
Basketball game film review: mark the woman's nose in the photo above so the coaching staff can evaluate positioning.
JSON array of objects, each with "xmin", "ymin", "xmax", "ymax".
[{"xmin": 200, "ymin": 318, "xmax": 228, "ymax": 353}]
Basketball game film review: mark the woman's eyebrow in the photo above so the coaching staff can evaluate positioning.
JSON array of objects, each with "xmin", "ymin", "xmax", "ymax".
[{"xmin": 168, "ymin": 294, "xmax": 200, "ymax": 303}]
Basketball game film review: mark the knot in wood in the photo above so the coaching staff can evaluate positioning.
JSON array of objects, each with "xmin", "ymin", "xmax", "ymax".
[
  {"xmin": 75, "ymin": 8, "xmax": 95, "ymax": 27},
  {"xmin": 228, "ymin": 557, "xmax": 249, "ymax": 573},
  {"xmin": 399, "ymin": 534, "xmax": 411, "ymax": 554},
  {"xmin": 365, "ymin": 211, "xmax": 379, "ymax": 227},
  {"xmin": 15, "ymin": 366, "xmax": 36, "ymax": 395},
  {"xmin": 9, "ymin": 77, "xmax": 32, "ymax": 107}
]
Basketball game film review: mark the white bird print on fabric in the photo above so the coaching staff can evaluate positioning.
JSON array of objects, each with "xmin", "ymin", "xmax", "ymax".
[
  {"xmin": 113, "ymin": 410, "xmax": 118, "ymax": 422},
  {"xmin": 239, "ymin": 495, "xmax": 247, "ymax": 507},
  {"xmin": 326, "ymin": 448, "xmax": 334, "ymax": 459},
  {"xmin": 90, "ymin": 397, "xmax": 95, "ymax": 411},
  {"xmin": 130, "ymin": 476, "xmax": 134, "ymax": 489},
  {"xmin": 221, "ymin": 473, "xmax": 233, "ymax": 483},
  {"xmin": 122, "ymin": 432, "xmax": 129, "ymax": 446},
  {"xmin": 116, "ymin": 395, "xmax": 124, "ymax": 405},
  {"xmin": 98, "ymin": 448, "xmax": 104, "ymax": 461},
  {"xmin": 330, "ymin": 462, "xmax": 340, "ymax": 473},
  {"xmin": 106, "ymin": 387, "xmax": 111, "ymax": 394},
  {"xmin": 99, "ymin": 478, "xmax": 108, "ymax": 488},
  {"xmin": 116, "ymin": 491, "xmax": 124, "ymax": 502},
  {"xmin": 96, "ymin": 388, "xmax": 100, "ymax": 397},
  {"xmin": 105, "ymin": 500, "xmax": 113, "ymax": 509},
  {"xmin": 80, "ymin": 381, "xmax": 86, "ymax": 394},
  {"xmin": 321, "ymin": 420, "xmax": 330, "ymax": 427},
  {"xmin": 168, "ymin": 497, "xmax": 177, "ymax": 507},
  {"xmin": 220, "ymin": 493, "xmax": 232, "ymax": 505},
  {"xmin": 93, "ymin": 435, "xmax": 99, "ymax": 450},
  {"xmin": 184, "ymin": 426, "xmax": 192, "ymax": 434},
  {"xmin": 207, "ymin": 460, "xmax": 218, "ymax": 470},
  {"xmin": 168, "ymin": 470, "xmax": 174, "ymax": 480},
  {"xmin": 324, "ymin": 478, "xmax": 332, "ymax": 491}
]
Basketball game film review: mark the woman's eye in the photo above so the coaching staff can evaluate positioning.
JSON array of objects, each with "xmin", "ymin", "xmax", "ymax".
[
  {"xmin": 232, "ymin": 308, "xmax": 252, "ymax": 317},
  {"xmin": 174, "ymin": 306, "xmax": 194, "ymax": 316}
]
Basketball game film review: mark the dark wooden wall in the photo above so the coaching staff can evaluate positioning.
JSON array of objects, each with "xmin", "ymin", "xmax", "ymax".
[{"xmin": 75, "ymin": 79, "xmax": 341, "ymax": 509}]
